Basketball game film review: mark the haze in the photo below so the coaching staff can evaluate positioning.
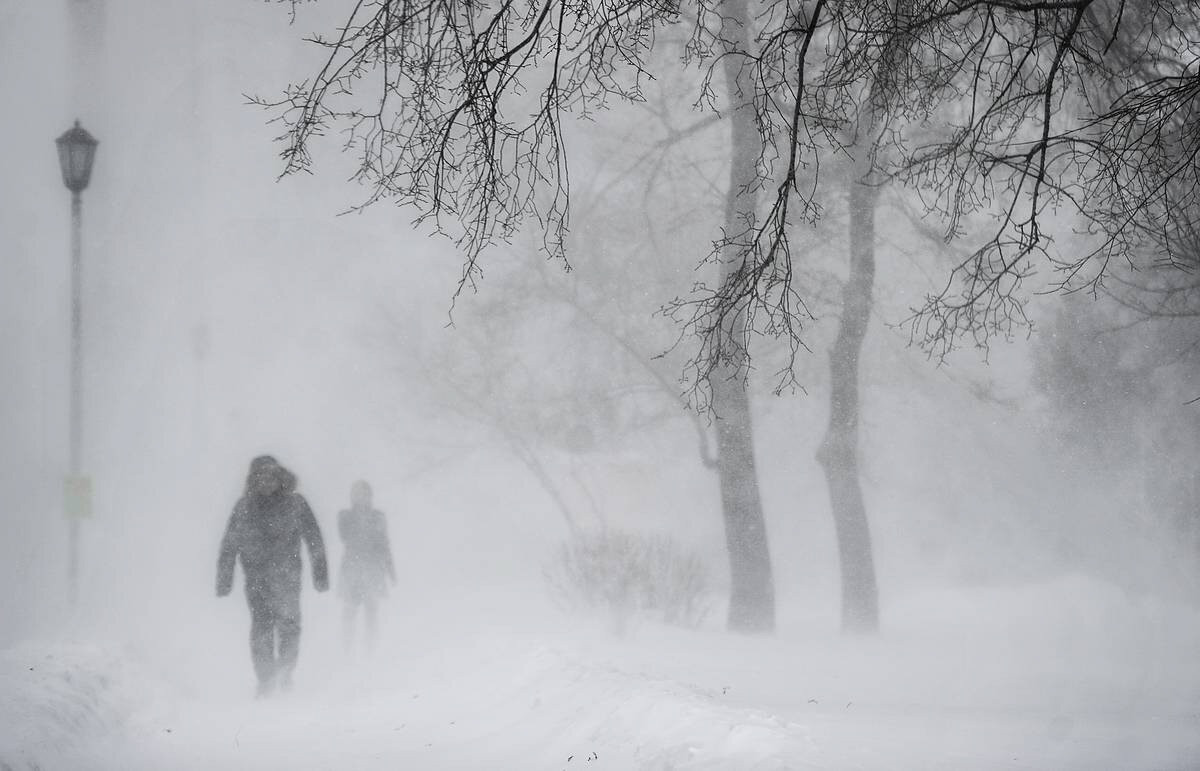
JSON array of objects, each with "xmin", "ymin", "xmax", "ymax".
[{"xmin": 2, "ymin": 2, "xmax": 1198, "ymax": 769}]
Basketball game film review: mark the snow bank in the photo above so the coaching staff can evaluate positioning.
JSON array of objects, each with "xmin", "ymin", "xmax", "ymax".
[
  {"xmin": 0, "ymin": 642, "xmax": 159, "ymax": 769},
  {"xmin": 461, "ymin": 642, "xmax": 815, "ymax": 769}
]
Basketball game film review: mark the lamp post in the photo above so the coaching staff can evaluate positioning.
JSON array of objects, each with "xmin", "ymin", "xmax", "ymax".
[{"xmin": 56, "ymin": 120, "xmax": 99, "ymax": 605}]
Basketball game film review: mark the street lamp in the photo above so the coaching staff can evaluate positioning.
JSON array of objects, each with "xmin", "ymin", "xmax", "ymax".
[{"xmin": 56, "ymin": 120, "xmax": 98, "ymax": 604}]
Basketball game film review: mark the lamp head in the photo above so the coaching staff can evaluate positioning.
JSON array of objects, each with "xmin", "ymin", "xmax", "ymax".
[{"xmin": 56, "ymin": 120, "xmax": 99, "ymax": 194}]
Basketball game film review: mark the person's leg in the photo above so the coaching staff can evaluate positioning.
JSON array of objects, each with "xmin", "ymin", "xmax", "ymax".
[
  {"xmin": 248, "ymin": 592, "xmax": 277, "ymax": 696},
  {"xmin": 363, "ymin": 596, "xmax": 379, "ymax": 654},
  {"xmin": 342, "ymin": 598, "xmax": 358, "ymax": 653},
  {"xmin": 275, "ymin": 589, "xmax": 303, "ymax": 690}
]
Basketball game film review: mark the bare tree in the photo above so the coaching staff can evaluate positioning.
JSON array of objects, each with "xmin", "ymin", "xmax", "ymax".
[
  {"xmin": 391, "ymin": 299, "xmax": 588, "ymax": 536},
  {"xmin": 702, "ymin": 0, "xmax": 778, "ymax": 633},
  {"xmin": 1031, "ymin": 290, "xmax": 1200, "ymax": 592},
  {"xmin": 259, "ymin": 0, "xmax": 1200, "ymax": 368},
  {"xmin": 819, "ymin": 119, "xmax": 882, "ymax": 634},
  {"xmin": 384, "ymin": 235, "xmax": 714, "ymax": 541},
  {"xmin": 256, "ymin": 0, "xmax": 1200, "ymax": 637},
  {"xmin": 817, "ymin": 1, "xmax": 925, "ymax": 634},
  {"xmin": 891, "ymin": 0, "xmax": 1200, "ymax": 356},
  {"xmin": 257, "ymin": 0, "xmax": 789, "ymax": 630}
]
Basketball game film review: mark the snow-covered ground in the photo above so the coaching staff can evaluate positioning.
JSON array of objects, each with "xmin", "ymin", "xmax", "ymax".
[{"xmin": 3, "ymin": 575, "xmax": 1198, "ymax": 770}]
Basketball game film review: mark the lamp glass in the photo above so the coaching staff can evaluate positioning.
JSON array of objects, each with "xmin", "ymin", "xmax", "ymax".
[{"xmin": 56, "ymin": 122, "xmax": 99, "ymax": 193}]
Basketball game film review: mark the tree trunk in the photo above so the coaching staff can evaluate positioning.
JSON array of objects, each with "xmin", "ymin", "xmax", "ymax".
[
  {"xmin": 716, "ymin": 1, "xmax": 776, "ymax": 634},
  {"xmin": 817, "ymin": 150, "xmax": 880, "ymax": 635},
  {"xmin": 714, "ymin": 375, "xmax": 775, "ymax": 632}
]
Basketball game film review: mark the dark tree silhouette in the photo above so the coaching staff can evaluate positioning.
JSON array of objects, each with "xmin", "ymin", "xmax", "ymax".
[
  {"xmin": 892, "ymin": 1, "xmax": 1200, "ymax": 356},
  {"xmin": 258, "ymin": 0, "xmax": 1200, "ymax": 635},
  {"xmin": 260, "ymin": 0, "xmax": 1200, "ymax": 366}
]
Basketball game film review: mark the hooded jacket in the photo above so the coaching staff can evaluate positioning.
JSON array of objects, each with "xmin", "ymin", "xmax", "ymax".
[{"xmin": 217, "ymin": 469, "xmax": 329, "ymax": 597}]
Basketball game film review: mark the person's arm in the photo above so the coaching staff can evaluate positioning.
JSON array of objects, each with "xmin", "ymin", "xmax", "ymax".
[
  {"xmin": 298, "ymin": 496, "xmax": 329, "ymax": 592},
  {"xmin": 216, "ymin": 503, "xmax": 242, "ymax": 597}
]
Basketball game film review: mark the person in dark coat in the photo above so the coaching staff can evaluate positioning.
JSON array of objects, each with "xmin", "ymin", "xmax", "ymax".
[
  {"xmin": 217, "ymin": 455, "xmax": 329, "ymax": 696},
  {"xmin": 338, "ymin": 480, "xmax": 396, "ymax": 652}
]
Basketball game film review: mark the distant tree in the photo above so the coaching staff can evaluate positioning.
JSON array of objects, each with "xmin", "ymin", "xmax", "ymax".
[
  {"xmin": 392, "ymin": 292, "xmax": 588, "ymax": 536},
  {"xmin": 386, "ymin": 232, "xmax": 713, "ymax": 535},
  {"xmin": 1031, "ymin": 291, "xmax": 1200, "ymax": 587}
]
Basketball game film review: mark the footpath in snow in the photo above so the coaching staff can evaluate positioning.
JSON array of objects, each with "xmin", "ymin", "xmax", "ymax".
[{"xmin": 2, "ymin": 576, "xmax": 1199, "ymax": 770}]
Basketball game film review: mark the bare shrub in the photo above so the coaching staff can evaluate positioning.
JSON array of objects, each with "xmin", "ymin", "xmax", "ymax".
[{"xmin": 544, "ymin": 529, "xmax": 712, "ymax": 634}]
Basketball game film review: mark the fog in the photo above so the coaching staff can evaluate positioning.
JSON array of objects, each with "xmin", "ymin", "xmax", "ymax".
[{"xmin": 2, "ymin": 2, "xmax": 1199, "ymax": 769}]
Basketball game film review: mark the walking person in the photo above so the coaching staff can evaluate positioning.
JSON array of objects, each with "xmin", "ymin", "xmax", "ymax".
[
  {"xmin": 217, "ymin": 455, "xmax": 329, "ymax": 696},
  {"xmin": 338, "ymin": 480, "xmax": 396, "ymax": 653}
]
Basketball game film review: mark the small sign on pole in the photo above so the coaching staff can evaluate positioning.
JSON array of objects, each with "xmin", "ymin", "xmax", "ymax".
[{"xmin": 64, "ymin": 475, "xmax": 92, "ymax": 519}]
